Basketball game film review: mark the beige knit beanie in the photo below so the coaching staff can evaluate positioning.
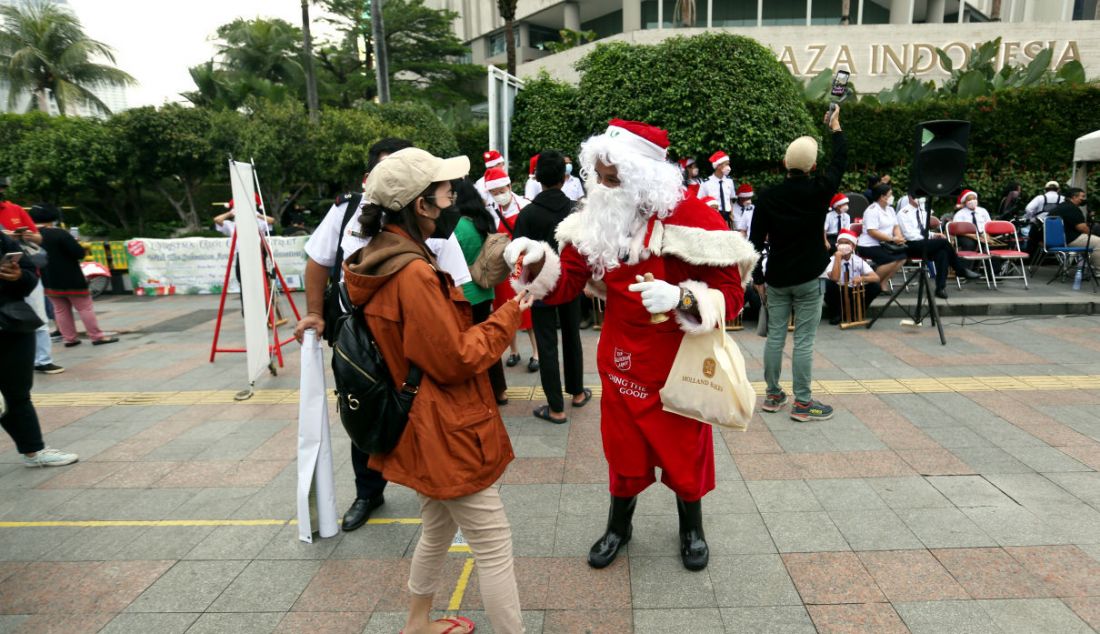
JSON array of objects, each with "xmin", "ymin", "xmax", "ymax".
[{"xmin": 784, "ymin": 136, "xmax": 818, "ymax": 172}]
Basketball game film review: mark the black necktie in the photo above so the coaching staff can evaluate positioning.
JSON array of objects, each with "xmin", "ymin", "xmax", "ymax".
[
  {"xmin": 718, "ymin": 180, "xmax": 726, "ymax": 212},
  {"xmin": 844, "ymin": 262, "xmax": 851, "ymax": 286}
]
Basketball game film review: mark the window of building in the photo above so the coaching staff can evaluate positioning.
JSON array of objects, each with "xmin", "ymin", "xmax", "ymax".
[
  {"xmin": 712, "ymin": 0, "xmax": 758, "ymax": 26},
  {"xmin": 528, "ymin": 24, "xmax": 561, "ymax": 51},
  {"xmin": 761, "ymin": 0, "xmax": 806, "ymax": 25},
  {"xmin": 811, "ymin": 0, "xmax": 844, "ymax": 24},
  {"xmin": 860, "ymin": 0, "xmax": 891, "ymax": 24},
  {"xmin": 642, "ymin": 0, "xmax": 709, "ymax": 28},
  {"xmin": 489, "ymin": 29, "xmax": 520, "ymax": 57},
  {"xmin": 582, "ymin": 10, "xmax": 623, "ymax": 38}
]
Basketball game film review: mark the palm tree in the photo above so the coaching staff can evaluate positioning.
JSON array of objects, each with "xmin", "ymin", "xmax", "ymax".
[
  {"xmin": 301, "ymin": 0, "xmax": 320, "ymax": 121},
  {"xmin": 497, "ymin": 0, "xmax": 517, "ymax": 76},
  {"xmin": 0, "ymin": 0, "xmax": 133, "ymax": 115}
]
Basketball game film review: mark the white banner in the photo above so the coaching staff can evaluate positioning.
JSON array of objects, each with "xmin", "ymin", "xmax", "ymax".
[
  {"xmin": 297, "ymin": 330, "xmax": 339, "ymax": 543},
  {"xmin": 126, "ymin": 236, "xmax": 306, "ymax": 296},
  {"xmin": 228, "ymin": 160, "xmax": 271, "ymax": 386}
]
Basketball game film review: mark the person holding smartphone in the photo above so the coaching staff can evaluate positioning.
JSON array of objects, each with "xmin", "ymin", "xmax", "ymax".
[{"xmin": 0, "ymin": 232, "xmax": 79, "ymax": 467}]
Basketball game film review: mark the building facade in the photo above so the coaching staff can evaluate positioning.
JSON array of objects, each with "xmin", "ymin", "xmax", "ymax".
[{"xmin": 429, "ymin": 0, "xmax": 1099, "ymax": 91}]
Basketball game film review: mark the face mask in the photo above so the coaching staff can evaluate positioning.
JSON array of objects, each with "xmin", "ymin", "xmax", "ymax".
[
  {"xmin": 564, "ymin": 163, "xmax": 573, "ymax": 175},
  {"xmin": 837, "ymin": 242, "xmax": 853, "ymax": 256},
  {"xmin": 429, "ymin": 206, "xmax": 461, "ymax": 240},
  {"xmin": 966, "ymin": 199, "xmax": 978, "ymax": 210},
  {"xmin": 492, "ymin": 192, "xmax": 512, "ymax": 207}
]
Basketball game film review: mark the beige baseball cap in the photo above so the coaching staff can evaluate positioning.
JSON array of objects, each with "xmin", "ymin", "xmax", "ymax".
[
  {"xmin": 784, "ymin": 136, "xmax": 818, "ymax": 172},
  {"xmin": 364, "ymin": 147, "xmax": 471, "ymax": 211}
]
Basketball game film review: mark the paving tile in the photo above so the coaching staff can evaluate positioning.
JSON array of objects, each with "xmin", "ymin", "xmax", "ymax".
[
  {"xmin": 498, "ymin": 484, "xmax": 562, "ymax": 517},
  {"xmin": 541, "ymin": 609, "xmax": 633, "ymax": 634},
  {"xmin": 208, "ymin": 560, "xmax": 321, "ymax": 612},
  {"xmin": 542, "ymin": 557, "xmax": 630, "ymax": 610},
  {"xmin": 1002, "ymin": 446, "xmax": 1092, "ymax": 473},
  {"xmin": 746, "ymin": 480, "xmax": 822, "ymax": 513},
  {"xmin": 7, "ymin": 611, "xmax": 116, "ymax": 633},
  {"xmin": 630, "ymin": 556, "xmax": 716, "ymax": 609},
  {"xmin": 633, "ymin": 608, "xmax": 724, "ymax": 634},
  {"xmin": 184, "ymin": 612, "xmax": 283, "ymax": 634},
  {"xmin": 982, "ymin": 472, "xmax": 1083, "ymax": 510},
  {"xmin": 1005, "ymin": 545, "xmax": 1100, "ymax": 597},
  {"xmin": 828, "ymin": 509, "xmax": 923, "ymax": 551},
  {"xmin": 115, "ymin": 527, "xmax": 214, "ymax": 560},
  {"xmin": 99, "ymin": 612, "xmax": 200, "ymax": 634},
  {"xmin": 925, "ymin": 475, "xmax": 1016, "ymax": 508},
  {"xmin": 501, "ymin": 458, "xmax": 565, "ymax": 484},
  {"xmin": 329, "ymin": 524, "xmax": 418, "ymax": 559},
  {"xmin": 41, "ymin": 526, "xmax": 148, "ymax": 561},
  {"xmin": 1063, "ymin": 597, "xmax": 1100, "ymax": 631},
  {"xmin": 732, "ymin": 454, "xmax": 802, "ymax": 481},
  {"xmin": 932, "ymin": 547, "xmax": 1054, "ymax": 600},
  {"xmin": 781, "ymin": 552, "xmax": 885, "ymax": 605},
  {"xmin": 961, "ymin": 506, "xmax": 1073, "ymax": 547},
  {"xmin": 858, "ymin": 550, "xmax": 968, "ymax": 602},
  {"xmin": 761, "ymin": 512, "xmax": 848, "ymax": 553},
  {"xmin": 895, "ymin": 449, "xmax": 976, "ymax": 476},
  {"xmin": 978, "ymin": 598, "xmax": 1094, "ymax": 634},
  {"xmin": 866, "ymin": 476, "xmax": 951, "ymax": 509},
  {"xmin": 1044, "ymin": 472, "xmax": 1100, "ymax": 506},
  {"xmin": 707, "ymin": 554, "xmax": 802, "ymax": 608},
  {"xmin": 806, "ymin": 479, "xmax": 888, "ymax": 511},
  {"xmin": 895, "ymin": 507, "xmax": 997, "ymax": 549},
  {"xmin": 292, "ymin": 559, "xmax": 398, "ymax": 613},
  {"xmin": 894, "ymin": 600, "xmax": 1000, "ymax": 634},
  {"xmin": 718, "ymin": 606, "xmax": 816, "ymax": 633},
  {"xmin": 125, "ymin": 560, "xmax": 249, "ymax": 613},
  {"xmin": 273, "ymin": 611, "xmax": 372, "ymax": 634},
  {"xmin": 704, "ymin": 480, "xmax": 759, "ymax": 514},
  {"xmin": 552, "ymin": 512, "xmax": 606, "ymax": 558},
  {"xmin": 702, "ymin": 513, "xmax": 778, "ymax": 555},
  {"xmin": 184, "ymin": 526, "xmax": 281, "ymax": 560},
  {"xmin": 949, "ymin": 447, "xmax": 1033, "ymax": 474},
  {"xmin": 840, "ymin": 451, "xmax": 914, "ymax": 478},
  {"xmin": 806, "ymin": 603, "xmax": 908, "ymax": 633}
]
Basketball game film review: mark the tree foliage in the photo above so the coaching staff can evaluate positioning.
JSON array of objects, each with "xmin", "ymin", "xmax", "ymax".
[
  {"xmin": 509, "ymin": 73, "xmax": 583, "ymax": 175},
  {"xmin": 0, "ymin": 0, "xmax": 134, "ymax": 115}
]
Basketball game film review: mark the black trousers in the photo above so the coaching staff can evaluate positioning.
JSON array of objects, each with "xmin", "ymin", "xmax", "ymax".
[
  {"xmin": 823, "ymin": 281, "xmax": 882, "ymax": 319},
  {"xmin": 351, "ymin": 443, "xmax": 388, "ymax": 501},
  {"xmin": 530, "ymin": 298, "xmax": 584, "ymax": 413},
  {"xmin": 904, "ymin": 239, "xmax": 966, "ymax": 291},
  {"xmin": 0, "ymin": 331, "xmax": 45, "ymax": 454},
  {"xmin": 470, "ymin": 300, "xmax": 507, "ymax": 398}
]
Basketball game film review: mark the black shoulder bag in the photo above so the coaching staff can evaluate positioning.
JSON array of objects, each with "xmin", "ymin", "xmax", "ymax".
[{"xmin": 322, "ymin": 194, "xmax": 362, "ymax": 345}]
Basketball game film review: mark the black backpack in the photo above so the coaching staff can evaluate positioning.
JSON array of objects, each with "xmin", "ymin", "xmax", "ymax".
[
  {"xmin": 331, "ymin": 281, "xmax": 422, "ymax": 455},
  {"xmin": 322, "ymin": 193, "xmax": 361, "ymax": 346}
]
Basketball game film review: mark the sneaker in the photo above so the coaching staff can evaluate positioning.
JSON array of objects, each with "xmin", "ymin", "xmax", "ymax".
[
  {"xmin": 22, "ymin": 447, "xmax": 79, "ymax": 468},
  {"xmin": 92, "ymin": 336, "xmax": 119, "ymax": 346},
  {"xmin": 791, "ymin": 400, "xmax": 834, "ymax": 422},
  {"xmin": 35, "ymin": 363, "xmax": 65, "ymax": 375},
  {"xmin": 761, "ymin": 391, "xmax": 789, "ymax": 413}
]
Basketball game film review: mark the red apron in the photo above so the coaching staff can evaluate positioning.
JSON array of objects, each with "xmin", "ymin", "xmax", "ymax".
[{"xmin": 597, "ymin": 256, "xmax": 716, "ymax": 502}]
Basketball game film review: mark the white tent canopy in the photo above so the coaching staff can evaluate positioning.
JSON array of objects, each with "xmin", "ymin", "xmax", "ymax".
[{"xmin": 1072, "ymin": 129, "xmax": 1100, "ymax": 190}]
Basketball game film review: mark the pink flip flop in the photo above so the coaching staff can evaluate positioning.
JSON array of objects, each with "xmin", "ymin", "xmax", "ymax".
[{"xmin": 399, "ymin": 616, "xmax": 476, "ymax": 634}]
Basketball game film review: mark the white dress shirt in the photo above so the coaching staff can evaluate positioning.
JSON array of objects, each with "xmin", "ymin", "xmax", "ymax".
[
  {"xmin": 822, "ymin": 253, "xmax": 874, "ymax": 286},
  {"xmin": 732, "ymin": 202, "xmax": 754, "ymax": 234},
  {"xmin": 953, "ymin": 206, "xmax": 991, "ymax": 234},
  {"xmin": 524, "ymin": 177, "xmax": 542, "ymax": 201},
  {"xmin": 857, "ymin": 202, "xmax": 899, "ymax": 247},
  {"xmin": 561, "ymin": 176, "xmax": 585, "ymax": 201},
  {"xmin": 697, "ymin": 174, "xmax": 736, "ymax": 214},
  {"xmin": 824, "ymin": 210, "xmax": 851, "ymax": 235},
  {"xmin": 895, "ymin": 198, "xmax": 928, "ymax": 242}
]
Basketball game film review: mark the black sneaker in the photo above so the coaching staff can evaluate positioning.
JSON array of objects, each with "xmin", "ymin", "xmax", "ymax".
[{"xmin": 35, "ymin": 363, "xmax": 65, "ymax": 375}]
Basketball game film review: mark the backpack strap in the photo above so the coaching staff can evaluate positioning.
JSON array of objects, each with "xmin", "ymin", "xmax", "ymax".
[
  {"xmin": 491, "ymin": 204, "xmax": 514, "ymax": 238},
  {"xmin": 331, "ymin": 193, "xmax": 362, "ymax": 284}
]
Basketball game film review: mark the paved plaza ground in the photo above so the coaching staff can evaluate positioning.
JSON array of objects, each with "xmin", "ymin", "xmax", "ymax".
[{"xmin": 2, "ymin": 289, "xmax": 1100, "ymax": 633}]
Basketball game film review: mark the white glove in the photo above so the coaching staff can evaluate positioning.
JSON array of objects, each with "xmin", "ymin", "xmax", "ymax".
[
  {"xmin": 627, "ymin": 275, "xmax": 681, "ymax": 315},
  {"xmin": 504, "ymin": 237, "xmax": 543, "ymax": 268}
]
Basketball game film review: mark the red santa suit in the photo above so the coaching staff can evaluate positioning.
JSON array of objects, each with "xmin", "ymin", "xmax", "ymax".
[
  {"xmin": 511, "ymin": 146, "xmax": 758, "ymax": 501},
  {"xmin": 489, "ymin": 192, "xmax": 532, "ymax": 331}
]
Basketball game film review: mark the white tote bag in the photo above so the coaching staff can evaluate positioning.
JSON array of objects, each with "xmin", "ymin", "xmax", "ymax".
[{"xmin": 660, "ymin": 289, "xmax": 755, "ymax": 431}]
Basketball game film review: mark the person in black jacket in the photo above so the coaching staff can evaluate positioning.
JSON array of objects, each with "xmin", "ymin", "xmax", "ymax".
[
  {"xmin": 0, "ymin": 232, "xmax": 79, "ymax": 467},
  {"xmin": 513, "ymin": 150, "xmax": 591, "ymax": 424},
  {"xmin": 750, "ymin": 107, "xmax": 846, "ymax": 423},
  {"xmin": 29, "ymin": 205, "xmax": 117, "ymax": 347}
]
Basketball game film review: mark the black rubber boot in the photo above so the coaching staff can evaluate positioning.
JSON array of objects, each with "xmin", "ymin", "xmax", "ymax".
[
  {"xmin": 587, "ymin": 495, "xmax": 637, "ymax": 569},
  {"xmin": 676, "ymin": 497, "xmax": 709, "ymax": 571}
]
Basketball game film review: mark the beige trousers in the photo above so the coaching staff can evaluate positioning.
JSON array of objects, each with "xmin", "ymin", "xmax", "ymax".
[
  {"xmin": 1067, "ymin": 234, "xmax": 1100, "ymax": 272},
  {"xmin": 408, "ymin": 486, "xmax": 524, "ymax": 634}
]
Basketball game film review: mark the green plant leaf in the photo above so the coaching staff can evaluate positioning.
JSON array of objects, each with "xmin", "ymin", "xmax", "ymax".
[
  {"xmin": 956, "ymin": 70, "xmax": 990, "ymax": 99},
  {"xmin": 804, "ymin": 68, "xmax": 834, "ymax": 101},
  {"xmin": 1020, "ymin": 48, "xmax": 1054, "ymax": 87},
  {"xmin": 936, "ymin": 48, "xmax": 953, "ymax": 73},
  {"xmin": 1056, "ymin": 60, "xmax": 1086, "ymax": 84}
]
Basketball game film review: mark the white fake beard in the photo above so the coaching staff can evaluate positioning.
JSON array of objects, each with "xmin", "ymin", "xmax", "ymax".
[{"xmin": 574, "ymin": 184, "xmax": 648, "ymax": 280}]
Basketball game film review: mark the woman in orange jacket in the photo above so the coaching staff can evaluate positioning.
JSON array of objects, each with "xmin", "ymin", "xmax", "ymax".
[{"xmin": 344, "ymin": 147, "xmax": 533, "ymax": 634}]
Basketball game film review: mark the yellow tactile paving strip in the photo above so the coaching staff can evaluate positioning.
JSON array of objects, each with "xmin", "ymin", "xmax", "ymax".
[{"xmin": 31, "ymin": 375, "xmax": 1100, "ymax": 407}]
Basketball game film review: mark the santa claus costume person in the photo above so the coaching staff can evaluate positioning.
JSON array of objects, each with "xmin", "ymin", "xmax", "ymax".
[
  {"xmin": 474, "ymin": 150, "xmax": 506, "ymax": 205},
  {"xmin": 505, "ymin": 120, "xmax": 758, "ymax": 571}
]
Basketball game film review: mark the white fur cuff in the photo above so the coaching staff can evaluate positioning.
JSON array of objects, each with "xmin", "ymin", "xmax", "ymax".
[
  {"xmin": 510, "ymin": 242, "xmax": 561, "ymax": 300},
  {"xmin": 675, "ymin": 281, "xmax": 726, "ymax": 335}
]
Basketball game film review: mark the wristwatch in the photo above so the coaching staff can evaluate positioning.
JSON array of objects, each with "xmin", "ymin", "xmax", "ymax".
[{"xmin": 677, "ymin": 288, "xmax": 696, "ymax": 312}]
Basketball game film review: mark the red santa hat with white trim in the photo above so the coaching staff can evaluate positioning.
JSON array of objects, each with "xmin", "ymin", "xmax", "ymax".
[
  {"xmin": 830, "ymin": 193, "xmax": 849, "ymax": 209},
  {"xmin": 957, "ymin": 189, "xmax": 977, "ymax": 205},
  {"xmin": 736, "ymin": 183, "xmax": 753, "ymax": 199},
  {"xmin": 678, "ymin": 157, "xmax": 696, "ymax": 170},
  {"xmin": 701, "ymin": 196, "xmax": 720, "ymax": 209},
  {"xmin": 836, "ymin": 229, "xmax": 858, "ymax": 245},
  {"xmin": 709, "ymin": 151, "xmax": 730, "ymax": 169},
  {"xmin": 483, "ymin": 149, "xmax": 504, "ymax": 168},
  {"xmin": 528, "ymin": 155, "xmax": 539, "ymax": 176},
  {"xmin": 483, "ymin": 167, "xmax": 510, "ymax": 191},
  {"xmin": 602, "ymin": 119, "xmax": 670, "ymax": 162}
]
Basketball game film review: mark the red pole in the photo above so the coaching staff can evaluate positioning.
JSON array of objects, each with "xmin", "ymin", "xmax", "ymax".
[{"xmin": 209, "ymin": 231, "xmax": 238, "ymax": 362}]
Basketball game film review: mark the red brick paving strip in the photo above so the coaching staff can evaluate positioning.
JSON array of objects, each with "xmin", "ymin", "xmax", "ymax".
[
  {"xmin": 782, "ymin": 552, "xmax": 886, "ymax": 605},
  {"xmin": 857, "ymin": 550, "xmax": 969, "ymax": 602},
  {"xmin": 1005, "ymin": 545, "xmax": 1100, "ymax": 598},
  {"xmin": 807, "ymin": 603, "xmax": 910, "ymax": 634},
  {"xmin": 932, "ymin": 547, "xmax": 1054, "ymax": 599}
]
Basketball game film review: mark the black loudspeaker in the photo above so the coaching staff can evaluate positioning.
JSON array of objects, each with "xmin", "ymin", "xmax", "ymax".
[{"xmin": 911, "ymin": 120, "xmax": 970, "ymax": 197}]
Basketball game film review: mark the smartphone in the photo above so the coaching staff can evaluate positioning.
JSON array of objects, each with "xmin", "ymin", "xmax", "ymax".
[
  {"xmin": 830, "ymin": 70, "xmax": 850, "ymax": 99},
  {"xmin": 1, "ymin": 252, "xmax": 22, "ymax": 266}
]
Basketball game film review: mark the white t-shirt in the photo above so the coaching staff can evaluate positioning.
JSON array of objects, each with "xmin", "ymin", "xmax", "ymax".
[
  {"xmin": 215, "ymin": 213, "xmax": 273, "ymax": 237},
  {"xmin": 1025, "ymin": 192, "xmax": 1063, "ymax": 220},
  {"xmin": 858, "ymin": 202, "xmax": 898, "ymax": 247},
  {"xmin": 561, "ymin": 176, "xmax": 585, "ymax": 201},
  {"xmin": 822, "ymin": 253, "xmax": 874, "ymax": 286},
  {"xmin": 697, "ymin": 174, "xmax": 735, "ymax": 213},
  {"xmin": 732, "ymin": 202, "xmax": 753, "ymax": 233},
  {"xmin": 474, "ymin": 175, "xmax": 492, "ymax": 206},
  {"xmin": 304, "ymin": 198, "xmax": 472, "ymax": 285},
  {"xmin": 953, "ymin": 206, "xmax": 991, "ymax": 234},
  {"xmin": 824, "ymin": 210, "xmax": 851, "ymax": 235},
  {"xmin": 524, "ymin": 177, "xmax": 542, "ymax": 201}
]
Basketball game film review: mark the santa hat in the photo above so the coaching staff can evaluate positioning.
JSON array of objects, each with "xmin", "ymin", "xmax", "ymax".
[
  {"xmin": 528, "ymin": 155, "xmax": 539, "ymax": 176},
  {"xmin": 709, "ymin": 151, "xmax": 730, "ymax": 169},
  {"xmin": 483, "ymin": 167, "xmax": 510, "ymax": 191},
  {"xmin": 701, "ymin": 196, "xmax": 719, "ymax": 209},
  {"xmin": 830, "ymin": 193, "xmax": 849, "ymax": 209},
  {"xmin": 957, "ymin": 189, "xmax": 977, "ymax": 205},
  {"xmin": 736, "ymin": 183, "xmax": 753, "ymax": 199},
  {"xmin": 836, "ymin": 229, "xmax": 858, "ymax": 245},
  {"xmin": 483, "ymin": 150, "xmax": 504, "ymax": 168},
  {"xmin": 678, "ymin": 157, "xmax": 696, "ymax": 170},
  {"xmin": 603, "ymin": 119, "xmax": 670, "ymax": 162}
]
